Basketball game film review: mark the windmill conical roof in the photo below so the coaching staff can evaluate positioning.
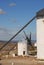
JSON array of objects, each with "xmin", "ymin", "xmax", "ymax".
[{"xmin": 36, "ymin": 8, "xmax": 44, "ymax": 18}]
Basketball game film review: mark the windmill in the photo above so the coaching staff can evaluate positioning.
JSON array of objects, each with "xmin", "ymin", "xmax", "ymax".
[{"xmin": 23, "ymin": 31, "xmax": 35, "ymax": 50}]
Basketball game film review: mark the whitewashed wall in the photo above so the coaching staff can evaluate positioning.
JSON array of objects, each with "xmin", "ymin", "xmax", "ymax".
[
  {"xmin": 18, "ymin": 41, "xmax": 27, "ymax": 56},
  {"xmin": 36, "ymin": 18, "xmax": 44, "ymax": 59}
]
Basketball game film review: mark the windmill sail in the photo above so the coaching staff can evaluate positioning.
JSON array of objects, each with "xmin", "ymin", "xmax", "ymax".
[
  {"xmin": 0, "ymin": 16, "xmax": 36, "ymax": 51},
  {"xmin": 23, "ymin": 31, "xmax": 35, "ymax": 50}
]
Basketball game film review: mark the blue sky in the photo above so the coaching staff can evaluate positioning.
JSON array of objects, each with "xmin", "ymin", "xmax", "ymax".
[{"xmin": 0, "ymin": 0, "xmax": 44, "ymax": 41}]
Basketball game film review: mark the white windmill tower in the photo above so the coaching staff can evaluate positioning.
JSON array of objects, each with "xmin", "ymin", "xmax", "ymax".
[
  {"xmin": 36, "ymin": 8, "xmax": 44, "ymax": 59},
  {"xmin": 18, "ymin": 41, "xmax": 28, "ymax": 56}
]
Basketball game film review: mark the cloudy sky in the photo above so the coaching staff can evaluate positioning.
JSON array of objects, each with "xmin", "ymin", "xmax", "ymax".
[{"xmin": 0, "ymin": 0, "xmax": 44, "ymax": 41}]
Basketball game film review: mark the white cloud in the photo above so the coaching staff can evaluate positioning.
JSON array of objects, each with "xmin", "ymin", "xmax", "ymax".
[
  {"xmin": 9, "ymin": 3, "xmax": 16, "ymax": 7},
  {"xmin": 0, "ymin": 28, "xmax": 13, "ymax": 40},
  {"xmin": 0, "ymin": 27, "xmax": 22, "ymax": 41},
  {"xmin": 0, "ymin": 27, "xmax": 36, "ymax": 41},
  {"xmin": 0, "ymin": 28, "xmax": 11, "ymax": 35},
  {"xmin": 8, "ymin": 18, "xmax": 16, "ymax": 23},
  {"xmin": 0, "ymin": 8, "xmax": 6, "ymax": 14},
  {"xmin": 0, "ymin": 27, "xmax": 17, "ymax": 37}
]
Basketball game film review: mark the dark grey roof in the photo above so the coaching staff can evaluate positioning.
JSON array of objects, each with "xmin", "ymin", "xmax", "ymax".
[{"xmin": 36, "ymin": 8, "xmax": 44, "ymax": 18}]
